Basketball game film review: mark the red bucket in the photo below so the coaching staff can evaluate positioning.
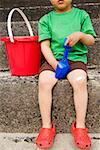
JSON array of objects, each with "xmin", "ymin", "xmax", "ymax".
[{"xmin": 1, "ymin": 8, "xmax": 41, "ymax": 76}]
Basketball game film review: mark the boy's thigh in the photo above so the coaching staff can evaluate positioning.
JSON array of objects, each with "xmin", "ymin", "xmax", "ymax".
[
  {"xmin": 67, "ymin": 60, "xmax": 88, "ymax": 83},
  {"xmin": 68, "ymin": 60, "xmax": 87, "ymax": 74},
  {"xmin": 39, "ymin": 61, "xmax": 55, "ymax": 73},
  {"xmin": 39, "ymin": 61, "xmax": 57, "ymax": 83},
  {"xmin": 39, "ymin": 60, "xmax": 88, "ymax": 85}
]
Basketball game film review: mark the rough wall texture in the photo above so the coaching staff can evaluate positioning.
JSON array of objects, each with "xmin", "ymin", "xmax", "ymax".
[
  {"xmin": 0, "ymin": 70, "xmax": 100, "ymax": 133},
  {"xmin": 0, "ymin": 0, "xmax": 100, "ymax": 8}
]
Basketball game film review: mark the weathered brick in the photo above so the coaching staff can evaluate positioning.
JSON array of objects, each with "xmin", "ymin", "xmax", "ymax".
[
  {"xmin": 0, "ymin": 4, "xmax": 100, "ymax": 22},
  {"xmin": 0, "ymin": 0, "xmax": 100, "ymax": 8}
]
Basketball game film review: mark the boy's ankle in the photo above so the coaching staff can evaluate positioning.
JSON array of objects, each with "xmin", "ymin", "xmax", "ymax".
[
  {"xmin": 42, "ymin": 123, "xmax": 52, "ymax": 128},
  {"xmin": 76, "ymin": 121, "xmax": 86, "ymax": 128}
]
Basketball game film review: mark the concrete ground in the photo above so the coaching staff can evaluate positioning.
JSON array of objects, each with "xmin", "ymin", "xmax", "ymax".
[{"xmin": 0, "ymin": 133, "xmax": 99, "ymax": 150}]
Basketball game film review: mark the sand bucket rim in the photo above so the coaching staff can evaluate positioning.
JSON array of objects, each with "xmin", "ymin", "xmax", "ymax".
[{"xmin": 1, "ymin": 36, "xmax": 39, "ymax": 42}]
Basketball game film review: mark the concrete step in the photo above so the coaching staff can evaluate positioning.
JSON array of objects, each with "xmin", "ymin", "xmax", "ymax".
[
  {"xmin": 0, "ymin": 133, "xmax": 100, "ymax": 150},
  {"xmin": 0, "ymin": 69, "xmax": 100, "ymax": 133},
  {"xmin": 75, "ymin": 0, "xmax": 100, "ymax": 3},
  {"xmin": 0, "ymin": 0, "xmax": 100, "ymax": 8},
  {"xmin": 0, "ymin": 21, "xmax": 38, "ymax": 37},
  {"xmin": 0, "ymin": 18, "xmax": 99, "ymax": 37},
  {"xmin": 0, "ymin": 3, "xmax": 100, "ymax": 22},
  {"xmin": 0, "ymin": 0, "xmax": 51, "ymax": 7},
  {"xmin": 0, "ymin": 21, "xmax": 100, "ymax": 70}
]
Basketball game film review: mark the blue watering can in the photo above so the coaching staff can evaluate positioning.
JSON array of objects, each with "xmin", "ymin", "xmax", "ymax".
[{"xmin": 55, "ymin": 38, "xmax": 71, "ymax": 80}]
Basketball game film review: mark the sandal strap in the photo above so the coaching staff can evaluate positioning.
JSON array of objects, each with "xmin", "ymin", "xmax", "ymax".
[{"xmin": 38, "ymin": 127, "xmax": 55, "ymax": 140}]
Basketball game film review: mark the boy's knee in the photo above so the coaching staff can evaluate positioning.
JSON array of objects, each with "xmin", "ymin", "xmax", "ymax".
[
  {"xmin": 39, "ymin": 71, "xmax": 57, "ymax": 89},
  {"xmin": 39, "ymin": 74, "xmax": 53, "ymax": 89},
  {"xmin": 72, "ymin": 76, "xmax": 87, "ymax": 89},
  {"xmin": 39, "ymin": 76, "xmax": 49, "ymax": 87}
]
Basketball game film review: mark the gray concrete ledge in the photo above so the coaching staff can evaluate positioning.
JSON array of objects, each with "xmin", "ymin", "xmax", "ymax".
[
  {"xmin": 0, "ymin": 0, "xmax": 100, "ymax": 8},
  {"xmin": 0, "ymin": 133, "xmax": 100, "ymax": 150},
  {"xmin": 0, "ymin": 4, "xmax": 100, "ymax": 22},
  {"xmin": 0, "ymin": 69, "xmax": 100, "ymax": 133}
]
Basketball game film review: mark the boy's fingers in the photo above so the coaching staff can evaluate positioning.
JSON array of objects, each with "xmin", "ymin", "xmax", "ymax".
[
  {"xmin": 69, "ymin": 42, "xmax": 74, "ymax": 47},
  {"xmin": 69, "ymin": 40, "xmax": 76, "ymax": 47},
  {"xmin": 69, "ymin": 40, "xmax": 75, "ymax": 46},
  {"xmin": 66, "ymin": 37, "xmax": 74, "ymax": 46},
  {"xmin": 65, "ymin": 37, "xmax": 70, "ymax": 45}
]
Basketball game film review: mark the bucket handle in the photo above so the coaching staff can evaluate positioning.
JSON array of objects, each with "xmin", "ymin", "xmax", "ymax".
[{"xmin": 7, "ymin": 8, "xmax": 34, "ymax": 43}]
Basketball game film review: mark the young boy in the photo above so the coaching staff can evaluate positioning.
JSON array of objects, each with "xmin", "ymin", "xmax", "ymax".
[{"xmin": 36, "ymin": 0, "xmax": 96, "ymax": 149}]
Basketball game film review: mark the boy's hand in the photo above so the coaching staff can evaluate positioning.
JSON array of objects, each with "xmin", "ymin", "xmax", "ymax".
[
  {"xmin": 55, "ymin": 58, "xmax": 70, "ymax": 80},
  {"xmin": 65, "ymin": 32, "xmax": 83, "ymax": 47}
]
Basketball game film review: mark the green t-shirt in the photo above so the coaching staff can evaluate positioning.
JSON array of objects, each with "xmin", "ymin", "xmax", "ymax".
[{"xmin": 38, "ymin": 7, "xmax": 96, "ymax": 64}]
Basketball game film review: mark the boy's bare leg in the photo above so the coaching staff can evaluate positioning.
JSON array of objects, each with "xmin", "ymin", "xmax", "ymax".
[
  {"xmin": 38, "ymin": 70, "xmax": 58, "ymax": 128},
  {"xmin": 37, "ymin": 71, "xmax": 57, "ymax": 150},
  {"xmin": 67, "ymin": 69, "xmax": 88, "ymax": 128}
]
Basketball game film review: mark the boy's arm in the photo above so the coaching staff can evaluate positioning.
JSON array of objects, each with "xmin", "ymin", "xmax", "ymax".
[
  {"xmin": 80, "ymin": 32, "xmax": 95, "ymax": 46},
  {"xmin": 41, "ymin": 40, "xmax": 58, "ymax": 70},
  {"xmin": 65, "ymin": 32, "xmax": 95, "ymax": 47}
]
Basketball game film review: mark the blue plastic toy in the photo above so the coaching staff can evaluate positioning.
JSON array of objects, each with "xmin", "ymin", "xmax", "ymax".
[{"xmin": 55, "ymin": 38, "xmax": 71, "ymax": 80}]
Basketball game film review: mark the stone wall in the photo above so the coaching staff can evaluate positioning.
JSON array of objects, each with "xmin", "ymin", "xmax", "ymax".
[{"xmin": 0, "ymin": 0, "xmax": 100, "ymax": 70}]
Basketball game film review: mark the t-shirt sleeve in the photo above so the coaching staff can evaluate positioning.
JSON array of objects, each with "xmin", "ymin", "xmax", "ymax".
[
  {"xmin": 38, "ymin": 15, "xmax": 51, "ymax": 42},
  {"xmin": 81, "ymin": 10, "xmax": 97, "ymax": 38}
]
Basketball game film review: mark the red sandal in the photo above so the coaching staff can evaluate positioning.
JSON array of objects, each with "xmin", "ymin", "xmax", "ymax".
[
  {"xmin": 71, "ymin": 122, "xmax": 91, "ymax": 149},
  {"xmin": 35, "ymin": 124, "xmax": 56, "ymax": 149}
]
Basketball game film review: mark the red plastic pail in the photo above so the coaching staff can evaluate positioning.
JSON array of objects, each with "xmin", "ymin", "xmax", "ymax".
[
  {"xmin": 1, "ymin": 8, "xmax": 41, "ymax": 76},
  {"xmin": 1, "ymin": 36, "xmax": 41, "ymax": 76}
]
